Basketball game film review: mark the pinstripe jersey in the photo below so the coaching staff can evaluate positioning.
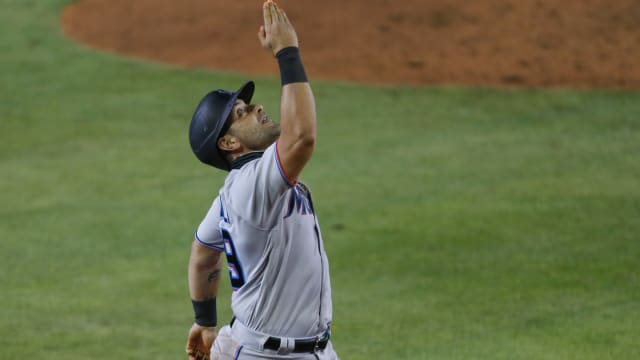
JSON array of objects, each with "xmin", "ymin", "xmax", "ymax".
[{"xmin": 195, "ymin": 142, "xmax": 332, "ymax": 339}]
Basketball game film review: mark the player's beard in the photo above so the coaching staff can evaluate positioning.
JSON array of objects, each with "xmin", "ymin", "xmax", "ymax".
[{"xmin": 236, "ymin": 123, "xmax": 281, "ymax": 151}]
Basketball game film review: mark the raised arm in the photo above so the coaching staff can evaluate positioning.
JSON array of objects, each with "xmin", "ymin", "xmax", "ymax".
[{"xmin": 258, "ymin": 0, "xmax": 316, "ymax": 183}]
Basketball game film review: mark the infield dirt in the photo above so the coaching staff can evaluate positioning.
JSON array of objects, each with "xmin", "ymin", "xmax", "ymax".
[{"xmin": 62, "ymin": 0, "xmax": 640, "ymax": 88}]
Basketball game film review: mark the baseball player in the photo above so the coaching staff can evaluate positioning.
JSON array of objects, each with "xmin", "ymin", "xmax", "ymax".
[{"xmin": 185, "ymin": 1, "xmax": 339, "ymax": 359}]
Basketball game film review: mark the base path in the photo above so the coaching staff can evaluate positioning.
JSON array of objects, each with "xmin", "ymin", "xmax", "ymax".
[{"xmin": 62, "ymin": 0, "xmax": 640, "ymax": 88}]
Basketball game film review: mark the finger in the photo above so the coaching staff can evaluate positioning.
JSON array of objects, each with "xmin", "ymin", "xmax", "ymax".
[
  {"xmin": 187, "ymin": 346, "xmax": 198, "ymax": 360},
  {"xmin": 276, "ymin": 7, "xmax": 286, "ymax": 22},
  {"xmin": 268, "ymin": 1, "xmax": 280, "ymax": 22},
  {"xmin": 267, "ymin": 1, "xmax": 278, "ymax": 23},
  {"xmin": 279, "ymin": 8, "xmax": 290, "ymax": 24},
  {"xmin": 271, "ymin": 2, "xmax": 283, "ymax": 22},
  {"xmin": 186, "ymin": 337, "xmax": 198, "ymax": 350},
  {"xmin": 262, "ymin": 1, "xmax": 272, "ymax": 29}
]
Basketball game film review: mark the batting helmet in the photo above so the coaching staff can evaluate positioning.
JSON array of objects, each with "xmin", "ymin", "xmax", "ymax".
[{"xmin": 189, "ymin": 81, "xmax": 255, "ymax": 170}]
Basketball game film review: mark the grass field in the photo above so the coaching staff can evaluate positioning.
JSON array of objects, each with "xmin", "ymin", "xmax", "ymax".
[{"xmin": 1, "ymin": 1, "xmax": 640, "ymax": 359}]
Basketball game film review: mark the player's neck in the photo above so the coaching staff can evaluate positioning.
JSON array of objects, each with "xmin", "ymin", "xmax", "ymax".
[{"xmin": 230, "ymin": 151, "xmax": 265, "ymax": 170}]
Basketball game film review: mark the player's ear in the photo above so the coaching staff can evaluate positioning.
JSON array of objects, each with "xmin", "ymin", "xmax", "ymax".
[{"xmin": 217, "ymin": 134, "xmax": 241, "ymax": 152}]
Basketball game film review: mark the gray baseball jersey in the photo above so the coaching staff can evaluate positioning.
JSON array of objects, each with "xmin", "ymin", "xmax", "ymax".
[{"xmin": 195, "ymin": 142, "xmax": 332, "ymax": 339}]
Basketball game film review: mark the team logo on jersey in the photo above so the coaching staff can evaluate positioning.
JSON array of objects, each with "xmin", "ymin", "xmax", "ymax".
[{"xmin": 284, "ymin": 184, "xmax": 314, "ymax": 219}]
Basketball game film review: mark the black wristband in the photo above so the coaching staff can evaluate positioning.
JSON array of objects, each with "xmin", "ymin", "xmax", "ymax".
[
  {"xmin": 276, "ymin": 47, "xmax": 308, "ymax": 85},
  {"xmin": 192, "ymin": 298, "xmax": 217, "ymax": 327}
]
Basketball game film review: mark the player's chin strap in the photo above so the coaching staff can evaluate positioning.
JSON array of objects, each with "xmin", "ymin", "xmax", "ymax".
[{"xmin": 231, "ymin": 151, "xmax": 264, "ymax": 170}]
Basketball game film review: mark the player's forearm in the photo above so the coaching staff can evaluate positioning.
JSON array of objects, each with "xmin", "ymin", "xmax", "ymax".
[
  {"xmin": 277, "ymin": 46, "xmax": 317, "ymax": 167},
  {"xmin": 280, "ymin": 81, "xmax": 317, "ymax": 148},
  {"xmin": 188, "ymin": 240, "xmax": 223, "ymax": 301}
]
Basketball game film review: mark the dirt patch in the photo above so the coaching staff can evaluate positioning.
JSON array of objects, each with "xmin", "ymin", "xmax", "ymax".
[{"xmin": 61, "ymin": 0, "xmax": 640, "ymax": 88}]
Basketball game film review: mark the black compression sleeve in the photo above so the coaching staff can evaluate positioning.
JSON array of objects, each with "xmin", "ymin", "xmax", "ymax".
[
  {"xmin": 192, "ymin": 298, "xmax": 217, "ymax": 327},
  {"xmin": 276, "ymin": 47, "xmax": 308, "ymax": 85}
]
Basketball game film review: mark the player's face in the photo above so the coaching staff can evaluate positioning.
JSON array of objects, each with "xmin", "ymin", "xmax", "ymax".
[{"xmin": 227, "ymin": 99, "xmax": 281, "ymax": 150}]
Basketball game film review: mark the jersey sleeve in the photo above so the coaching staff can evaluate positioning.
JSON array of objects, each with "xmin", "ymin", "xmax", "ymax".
[
  {"xmin": 194, "ymin": 196, "xmax": 225, "ymax": 251},
  {"xmin": 226, "ymin": 142, "xmax": 294, "ymax": 227}
]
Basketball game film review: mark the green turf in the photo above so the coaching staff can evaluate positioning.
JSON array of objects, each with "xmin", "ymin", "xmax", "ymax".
[{"xmin": 1, "ymin": 1, "xmax": 640, "ymax": 359}]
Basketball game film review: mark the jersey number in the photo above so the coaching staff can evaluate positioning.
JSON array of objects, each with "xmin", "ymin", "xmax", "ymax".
[{"xmin": 221, "ymin": 229, "xmax": 245, "ymax": 290}]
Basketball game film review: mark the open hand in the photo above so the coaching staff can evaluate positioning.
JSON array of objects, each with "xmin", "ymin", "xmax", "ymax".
[{"xmin": 258, "ymin": 0, "xmax": 299, "ymax": 56}]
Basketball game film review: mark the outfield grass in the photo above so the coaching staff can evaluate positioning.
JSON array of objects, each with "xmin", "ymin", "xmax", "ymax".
[{"xmin": 1, "ymin": 1, "xmax": 640, "ymax": 359}]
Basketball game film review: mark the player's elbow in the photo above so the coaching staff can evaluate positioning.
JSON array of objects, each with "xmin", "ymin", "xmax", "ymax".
[
  {"xmin": 297, "ymin": 132, "xmax": 316, "ymax": 150},
  {"xmin": 291, "ymin": 132, "xmax": 316, "ymax": 160},
  {"xmin": 190, "ymin": 240, "xmax": 222, "ymax": 270},
  {"xmin": 286, "ymin": 122, "xmax": 316, "ymax": 152}
]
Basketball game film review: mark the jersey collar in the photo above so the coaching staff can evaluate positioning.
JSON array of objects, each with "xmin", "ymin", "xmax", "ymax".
[{"xmin": 230, "ymin": 151, "xmax": 264, "ymax": 170}]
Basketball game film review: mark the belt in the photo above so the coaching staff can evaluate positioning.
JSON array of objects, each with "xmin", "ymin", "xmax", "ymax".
[
  {"xmin": 230, "ymin": 317, "xmax": 330, "ymax": 354},
  {"xmin": 263, "ymin": 332, "xmax": 330, "ymax": 353}
]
